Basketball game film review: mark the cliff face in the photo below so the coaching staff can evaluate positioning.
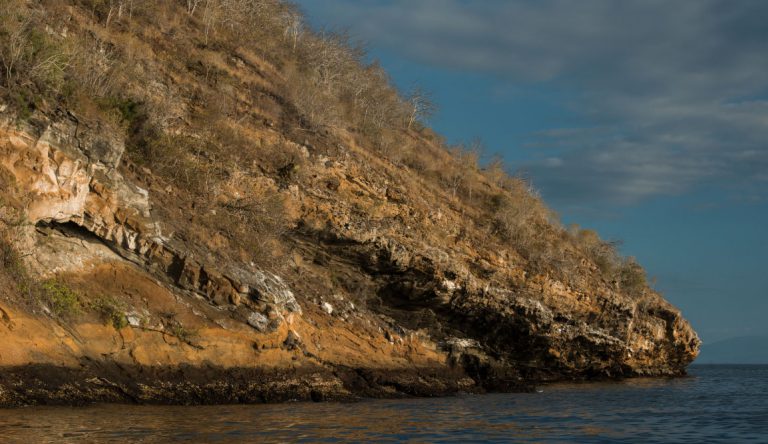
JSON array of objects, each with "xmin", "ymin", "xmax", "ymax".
[{"xmin": 0, "ymin": 1, "xmax": 698, "ymax": 406}]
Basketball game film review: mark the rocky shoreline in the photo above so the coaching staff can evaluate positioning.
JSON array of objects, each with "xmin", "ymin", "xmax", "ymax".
[
  {"xmin": 0, "ymin": 364, "xmax": 475, "ymax": 407},
  {"xmin": 0, "ymin": 1, "xmax": 698, "ymax": 408},
  {"xmin": 0, "ymin": 112, "xmax": 698, "ymax": 407},
  {"xmin": 3, "ymin": 361, "xmax": 692, "ymax": 408}
]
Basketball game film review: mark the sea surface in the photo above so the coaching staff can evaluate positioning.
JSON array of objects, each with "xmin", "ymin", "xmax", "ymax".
[{"xmin": 1, "ymin": 365, "xmax": 766, "ymax": 443}]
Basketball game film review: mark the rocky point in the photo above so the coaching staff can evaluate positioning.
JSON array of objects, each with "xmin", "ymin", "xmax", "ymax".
[{"xmin": 0, "ymin": 0, "xmax": 698, "ymax": 406}]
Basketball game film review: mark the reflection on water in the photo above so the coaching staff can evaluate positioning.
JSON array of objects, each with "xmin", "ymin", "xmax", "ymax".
[{"xmin": 1, "ymin": 365, "xmax": 766, "ymax": 443}]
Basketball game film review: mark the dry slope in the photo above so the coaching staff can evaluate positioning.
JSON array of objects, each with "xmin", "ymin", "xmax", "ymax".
[{"xmin": 0, "ymin": 0, "xmax": 699, "ymax": 406}]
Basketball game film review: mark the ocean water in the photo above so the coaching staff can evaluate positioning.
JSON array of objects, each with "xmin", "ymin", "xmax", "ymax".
[{"xmin": 1, "ymin": 365, "xmax": 766, "ymax": 443}]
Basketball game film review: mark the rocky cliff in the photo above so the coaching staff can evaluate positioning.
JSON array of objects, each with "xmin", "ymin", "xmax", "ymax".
[{"xmin": 0, "ymin": 0, "xmax": 699, "ymax": 406}]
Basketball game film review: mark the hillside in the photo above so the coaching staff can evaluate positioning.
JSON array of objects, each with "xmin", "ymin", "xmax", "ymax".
[{"xmin": 0, "ymin": 0, "xmax": 699, "ymax": 405}]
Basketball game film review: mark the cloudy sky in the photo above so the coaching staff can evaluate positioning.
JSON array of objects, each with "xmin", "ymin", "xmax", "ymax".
[{"xmin": 294, "ymin": 0, "xmax": 768, "ymax": 344}]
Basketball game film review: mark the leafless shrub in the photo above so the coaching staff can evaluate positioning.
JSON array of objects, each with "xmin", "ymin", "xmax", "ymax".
[
  {"xmin": 104, "ymin": 0, "xmax": 139, "ymax": 27},
  {"xmin": 0, "ymin": 0, "xmax": 31, "ymax": 86},
  {"xmin": 482, "ymin": 156, "xmax": 508, "ymax": 188},
  {"xmin": 127, "ymin": 121, "xmax": 225, "ymax": 197},
  {"xmin": 0, "ymin": 1, "xmax": 71, "ymax": 93},
  {"xmin": 405, "ymin": 87, "xmax": 436, "ymax": 130},
  {"xmin": 618, "ymin": 256, "xmax": 647, "ymax": 295},
  {"xmin": 490, "ymin": 180, "xmax": 547, "ymax": 238},
  {"xmin": 568, "ymin": 225, "xmax": 647, "ymax": 293},
  {"xmin": 221, "ymin": 192, "xmax": 288, "ymax": 239},
  {"xmin": 569, "ymin": 226, "xmax": 620, "ymax": 275},
  {"xmin": 69, "ymin": 36, "xmax": 119, "ymax": 98},
  {"xmin": 186, "ymin": 0, "xmax": 203, "ymax": 15},
  {"xmin": 442, "ymin": 141, "xmax": 482, "ymax": 200}
]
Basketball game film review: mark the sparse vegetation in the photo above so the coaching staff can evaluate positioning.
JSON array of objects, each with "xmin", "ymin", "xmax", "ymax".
[
  {"xmin": 618, "ymin": 257, "xmax": 647, "ymax": 295},
  {"xmin": 90, "ymin": 296, "xmax": 129, "ymax": 330},
  {"xmin": 0, "ymin": 0, "xmax": 71, "ymax": 95},
  {"xmin": 0, "ymin": 220, "xmax": 39, "ymax": 304},
  {"xmin": 169, "ymin": 322, "xmax": 197, "ymax": 343},
  {"xmin": 0, "ymin": 233, "xmax": 24, "ymax": 280},
  {"xmin": 0, "ymin": 0, "xmax": 650, "ymax": 297},
  {"xmin": 568, "ymin": 225, "xmax": 648, "ymax": 292},
  {"xmin": 159, "ymin": 311, "xmax": 199, "ymax": 344},
  {"xmin": 570, "ymin": 227, "xmax": 620, "ymax": 275},
  {"xmin": 40, "ymin": 279, "xmax": 82, "ymax": 317}
]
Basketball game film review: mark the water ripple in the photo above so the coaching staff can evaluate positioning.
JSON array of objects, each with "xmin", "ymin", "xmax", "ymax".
[{"xmin": 1, "ymin": 365, "xmax": 766, "ymax": 443}]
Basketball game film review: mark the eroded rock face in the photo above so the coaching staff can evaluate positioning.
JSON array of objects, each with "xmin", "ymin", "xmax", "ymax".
[
  {"xmin": 0, "ymin": 114, "xmax": 300, "ymax": 322},
  {"xmin": 296, "ymin": 229, "xmax": 699, "ymax": 381},
  {"xmin": 0, "ymin": 110, "xmax": 699, "ymax": 406}
]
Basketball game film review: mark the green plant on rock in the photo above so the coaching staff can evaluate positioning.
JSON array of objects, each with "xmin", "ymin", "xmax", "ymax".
[
  {"xmin": 98, "ymin": 96, "xmax": 143, "ymax": 126},
  {"xmin": 89, "ymin": 296, "xmax": 129, "ymax": 330},
  {"xmin": 159, "ymin": 311, "xmax": 199, "ymax": 344},
  {"xmin": 169, "ymin": 321, "xmax": 198, "ymax": 344},
  {"xmin": 40, "ymin": 279, "xmax": 81, "ymax": 317}
]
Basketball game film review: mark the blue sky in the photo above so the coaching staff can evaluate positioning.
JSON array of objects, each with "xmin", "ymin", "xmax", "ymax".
[{"xmin": 294, "ymin": 0, "xmax": 768, "ymax": 343}]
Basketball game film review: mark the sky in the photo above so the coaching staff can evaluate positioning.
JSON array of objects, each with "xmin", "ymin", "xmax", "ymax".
[{"xmin": 293, "ymin": 0, "xmax": 768, "ymax": 344}]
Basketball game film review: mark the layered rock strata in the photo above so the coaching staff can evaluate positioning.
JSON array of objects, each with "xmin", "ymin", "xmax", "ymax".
[{"xmin": 0, "ymin": 110, "xmax": 699, "ymax": 406}]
